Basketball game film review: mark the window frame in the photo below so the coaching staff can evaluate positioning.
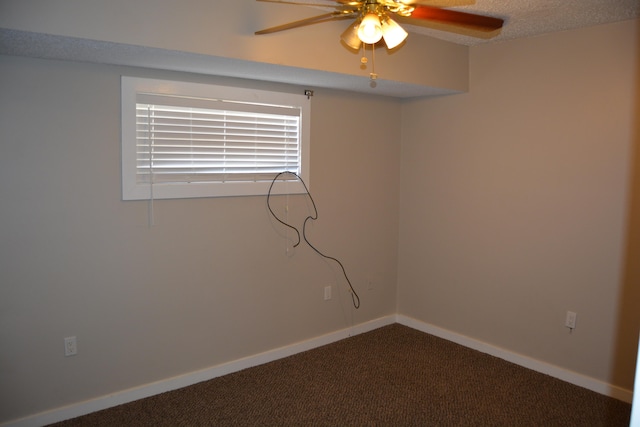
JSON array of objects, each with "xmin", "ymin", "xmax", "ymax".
[{"xmin": 121, "ymin": 76, "xmax": 310, "ymax": 200}]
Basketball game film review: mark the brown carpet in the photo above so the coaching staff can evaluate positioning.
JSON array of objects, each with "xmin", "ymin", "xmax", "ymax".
[{"xmin": 50, "ymin": 324, "xmax": 631, "ymax": 426}]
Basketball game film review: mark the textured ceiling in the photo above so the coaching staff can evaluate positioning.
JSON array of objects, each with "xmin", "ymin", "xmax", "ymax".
[
  {"xmin": 413, "ymin": 0, "xmax": 640, "ymax": 45},
  {"xmin": 288, "ymin": 0, "xmax": 640, "ymax": 45}
]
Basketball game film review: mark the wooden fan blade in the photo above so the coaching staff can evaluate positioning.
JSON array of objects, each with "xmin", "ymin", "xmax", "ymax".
[
  {"xmin": 255, "ymin": 12, "xmax": 355, "ymax": 35},
  {"xmin": 407, "ymin": 5, "xmax": 503, "ymax": 32}
]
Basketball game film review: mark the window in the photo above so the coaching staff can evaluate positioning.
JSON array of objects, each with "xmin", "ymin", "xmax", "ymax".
[{"xmin": 121, "ymin": 77, "xmax": 310, "ymax": 200}]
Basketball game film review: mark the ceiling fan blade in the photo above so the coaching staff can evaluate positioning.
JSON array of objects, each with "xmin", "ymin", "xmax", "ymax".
[
  {"xmin": 257, "ymin": 0, "xmax": 344, "ymax": 6},
  {"xmin": 255, "ymin": 11, "xmax": 355, "ymax": 35},
  {"xmin": 406, "ymin": 5, "xmax": 503, "ymax": 32}
]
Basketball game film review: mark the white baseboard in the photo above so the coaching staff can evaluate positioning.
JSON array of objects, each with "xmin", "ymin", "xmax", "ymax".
[
  {"xmin": 396, "ymin": 314, "xmax": 634, "ymax": 403},
  {"xmin": 5, "ymin": 314, "xmax": 631, "ymax": 427},
  {"xmin": 3, "ymin": 315, "xmax": 396, "ymax": 427}
]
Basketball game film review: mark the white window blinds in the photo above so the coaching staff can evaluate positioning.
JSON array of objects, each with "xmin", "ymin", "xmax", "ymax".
[
  {"xmin": 136, "ymin": 94, "xmax": 302, "ymax": 185},
  {"xmin": 121, "ymin": 77, "xmax": 310, "ymax": 200}
]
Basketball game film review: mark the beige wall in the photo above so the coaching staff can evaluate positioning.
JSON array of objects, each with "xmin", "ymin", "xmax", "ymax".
[
  {"xmin": 0, "ymin": 56, "xmax": 400, "ymax": 422},
  {"xmin": 398, "ymin": 19, "xmax": 640, "ymax": 390},
  {"xmin": 1, "ymin": 1, "xmax": 639, "ymax": 422}
]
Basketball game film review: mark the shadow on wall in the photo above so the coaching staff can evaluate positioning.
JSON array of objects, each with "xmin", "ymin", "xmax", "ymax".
[{"xmin": 612, "ymin": 21, "xmax": 640, "ymax": 393}]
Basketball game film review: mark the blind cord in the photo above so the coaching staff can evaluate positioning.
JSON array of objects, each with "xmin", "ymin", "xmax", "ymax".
[
  {"xmin": 147, "ymin": 106, "xmax": 155, "ymax": 227},
  {"xmin": 267, "ymin": 172, "xmax": 361, "ymax": 310}
]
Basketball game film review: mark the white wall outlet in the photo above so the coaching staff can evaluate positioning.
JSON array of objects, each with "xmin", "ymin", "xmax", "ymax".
[
  {"xmin": 64, "ymin": 336, "xmax": 77, "ymax": 356},
  {"xmin": 565, "ymin": 311, "xmax": 577, "ymax": 330},
  {"xmin": 324, "ymin": 285, "xmax": 332, "ymax": 301}
]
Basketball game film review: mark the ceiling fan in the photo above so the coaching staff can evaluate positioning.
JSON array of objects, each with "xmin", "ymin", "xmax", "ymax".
[
  {"xmin": 255, "ymin": 0, "xmax": 504, "ymax": 51},
  {"xmin": 255, "ymin": 0, "xmax": 504, "ymax": 80}
]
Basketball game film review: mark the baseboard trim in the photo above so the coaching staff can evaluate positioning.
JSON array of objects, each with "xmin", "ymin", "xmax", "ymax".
[
  {"xmin": 396, "ymin": 314, "xmax": 633, "ymax": 403},
  {"xmin": 3, "ymin": 316, "xmax": 396, "ymax": 427},
  {"xmin": 6, "ymin": 314, "xmax": 631, "ymax": 426}
]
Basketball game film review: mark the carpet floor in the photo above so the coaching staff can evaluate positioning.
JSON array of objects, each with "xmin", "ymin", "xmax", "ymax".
[{"xmin": 50, "ymin": 324, "xmax": 631, "ymax": 426}]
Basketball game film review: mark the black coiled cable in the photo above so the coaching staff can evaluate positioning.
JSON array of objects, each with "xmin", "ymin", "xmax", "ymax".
[{"xmin": 267, "ymin": 171, "xmax": 360, "ymax": 309}]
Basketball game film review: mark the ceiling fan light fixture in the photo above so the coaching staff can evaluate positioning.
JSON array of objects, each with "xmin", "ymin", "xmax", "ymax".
[
  {"xmin": 357, "ymin": 12, "xmax": 383, "ymax": 44},
  {"xmin": 341, "ymin": 19, "xmax": 362, "ymax": 50},
  {"xmin": 381, "ymin": 17, "xmax": 408, "ymax": 49}
]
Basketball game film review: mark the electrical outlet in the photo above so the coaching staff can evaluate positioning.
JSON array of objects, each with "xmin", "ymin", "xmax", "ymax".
[
  {"xmin": 324, "ymin": 286, "xmax": 332, "ymax": 301},
  {"xmin": 367, "ymin": 278, "xmax": 374, "ymax": 290},
  {"xmin": 565, "ymin": 311, "xmax": 577, "ymax": 330},
  {"xmin": 64, "ymin": 336, "xmax": 77, "ymax": 356}
]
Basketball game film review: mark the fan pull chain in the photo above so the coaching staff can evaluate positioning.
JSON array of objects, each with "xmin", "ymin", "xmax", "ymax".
[
  {"xmin": 359, "ymin": 43, "xmax": 378, "ymax": 87},
  {"xmin": 370, "ymin": 43, "xmax": 377, "ymax": 81},
  {"xmin": 360, "ymin": 44, "xmax": 378, "ymax": 79}
]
